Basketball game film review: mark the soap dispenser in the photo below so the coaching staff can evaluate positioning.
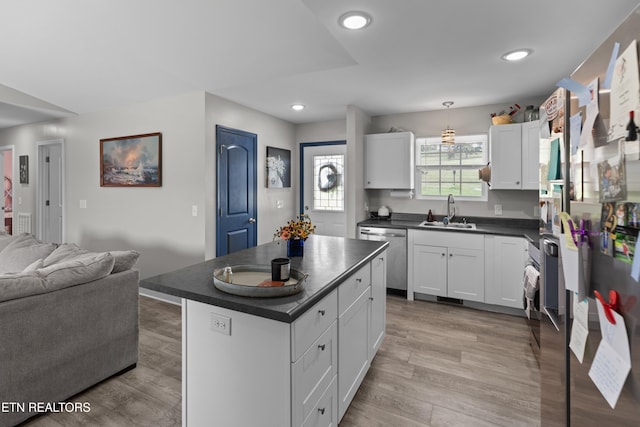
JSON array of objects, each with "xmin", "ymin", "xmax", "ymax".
[{"xmin": 426, "ymin": 209, "xmax": 435, "ymax": 222}]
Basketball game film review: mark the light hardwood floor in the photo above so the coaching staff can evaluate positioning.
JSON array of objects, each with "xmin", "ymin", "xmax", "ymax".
[{"xmin": 23, "ymin": 295, "xmax": 540, "ymax": 427}]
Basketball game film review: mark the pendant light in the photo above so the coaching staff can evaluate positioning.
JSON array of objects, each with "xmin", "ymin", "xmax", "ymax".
[{"xmin": 441, "ymin": 101, "xmax": 455, "ymax": 145}]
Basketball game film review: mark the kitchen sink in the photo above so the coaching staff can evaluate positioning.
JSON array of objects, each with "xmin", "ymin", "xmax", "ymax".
[{"xmin": 418, "ymin": 221, "xmax": 477, "ymax": 230}]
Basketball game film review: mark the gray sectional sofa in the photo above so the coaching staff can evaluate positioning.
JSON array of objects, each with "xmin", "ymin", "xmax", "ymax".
[{"xmin": 0, "ymin": 233, "xmax": 140, "ymax": 426}]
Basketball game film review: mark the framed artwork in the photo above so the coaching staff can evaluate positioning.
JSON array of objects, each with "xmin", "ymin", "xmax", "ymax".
[
  {"xmin": 19, "ymin": 155, "xmax": 28, "ymax": 184},
  {"xmin": 100, "ymin": 132, "xmax": 162, "ymax": 187},
  {"xmin": 266, "ymin": 146, "xmax": 291, "ymax": 188}
]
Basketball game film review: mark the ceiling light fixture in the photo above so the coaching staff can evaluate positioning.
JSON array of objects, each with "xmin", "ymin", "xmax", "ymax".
[
  {"xmin": 501, "ymin": 49, "xmax": 532, "ymax": 61},
  {"xmin": 441, "ymin": 101, "xmax": 455, "ymax": 145},
  {"xmin": 339, "ymin": 11, "xmax": 372, "ymax": 30},
  {"xmin": 291, "ymin": 104, "xmax": 305, "ymax": 111}
]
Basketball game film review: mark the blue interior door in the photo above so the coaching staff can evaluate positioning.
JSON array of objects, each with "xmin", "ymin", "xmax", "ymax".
[{"xmin": 216, "ymin": 125, "xmax": 257, "ymax": 256}]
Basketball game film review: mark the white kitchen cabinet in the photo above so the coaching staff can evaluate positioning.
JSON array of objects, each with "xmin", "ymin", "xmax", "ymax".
[
  {"xmin": 447, "ymin": 246, "xmax": 485, "ymax": 302},
  {"xmin": 338, "ymin": 287, "xmax": 370, "ymax": 421},
  {"xmin": 369, "ymin": 253, "xmax": 386, "ymax": 359},
  {"xmin": 521, "ymin": 121, "xmax": 540, "ymax": 190},
  {"xmin": 364, "ymin": 131, "xmax": 415, "ymax": 189},
  {"xmin": 484, "ymin": 235, "xmax": 529, "ymax": 308},
  {"xmin": 411, "ymin": 244, "xmax": 447, "ymax": 297},
  {"xmin": 408, "ymin": 230, "xmax": 484, "ymax": 303},
  {"xmin": 489, "ymin": 121, "xmax": 539, "ymax": 190},
  {"xmin": 185, "ymin": 253, "xmax": 387, "ymax": 427}
]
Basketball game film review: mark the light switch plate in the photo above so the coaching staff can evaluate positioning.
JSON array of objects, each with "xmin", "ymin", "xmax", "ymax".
[{"xmin": 494, "ymin": 204, "xmax": 503, "ymax": 216}]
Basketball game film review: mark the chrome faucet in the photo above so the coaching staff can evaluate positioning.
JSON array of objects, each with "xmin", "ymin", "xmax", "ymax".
[{"xmin": 447, "ymin": 193, "xmax": 456, "ymax": 221}]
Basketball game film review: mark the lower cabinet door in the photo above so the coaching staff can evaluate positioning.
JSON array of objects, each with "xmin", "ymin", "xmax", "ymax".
[
  {"xmin": 412, "ymin": 244, "xmax": 447, "ymax": 297},
  {"xmin": 303, "ymin": 377, "xmax": 337, "ymax": 427},
  {"xmin": 369, "ymin": 253, "xmax": 386, "ymax": 359},
  {"xmin": 447, "ymin": 247, "xmax": 484, "ymax": 302},
  {"xmin": 338, "ymin": 288, "xmax": 370, "ymax": 421}
]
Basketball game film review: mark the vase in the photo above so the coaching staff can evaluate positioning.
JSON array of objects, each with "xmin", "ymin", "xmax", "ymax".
[{"xmin": 287, "ymin": 238, "xmax": 304, "ymax": 257}]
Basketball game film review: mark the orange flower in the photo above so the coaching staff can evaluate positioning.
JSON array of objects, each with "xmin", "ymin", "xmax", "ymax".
[{"xmin": 274, "ymin": 214, "xmax": 316, "ymax": 242}]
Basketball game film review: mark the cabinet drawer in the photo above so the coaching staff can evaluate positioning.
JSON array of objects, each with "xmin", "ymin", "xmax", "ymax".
[
  {"xmin": 411, "ymin": 229, "xmax": 484, "ymax": 250},
  {"xmin": 293, "ymin": 322, "xmax": 337, "ymax": 427},
  {"xmin": 292, "ymin": 289, "xmax": 337, "ymax": 361},
  {"xmin": 338, "ymin": 263, "xmax": 371, "ymax": 315},
  {"xmin": 302, "ymin": 376, "xmax": 337, "ymax": 427}
]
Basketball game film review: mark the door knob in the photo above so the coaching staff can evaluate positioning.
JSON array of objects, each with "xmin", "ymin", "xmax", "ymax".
[
  {"xmin": 248, "ymin": 218, "xmax": 256, "ymax": 223},
  {"xmin": 305, "ymin": 205, "xmax": 309, "ymax": 211}
]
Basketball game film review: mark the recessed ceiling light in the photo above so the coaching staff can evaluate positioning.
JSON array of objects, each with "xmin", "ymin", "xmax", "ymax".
[
  {"xmin": 502, "ymin": 49, "xmax": 532, "ymax": 61},
  {"xmin": 339, "ymin": 11, "xmax": 372, "ymax": 30},
  {"xmin": 291, "ymin": 104, "xmax": 305, "ymax": 111}
]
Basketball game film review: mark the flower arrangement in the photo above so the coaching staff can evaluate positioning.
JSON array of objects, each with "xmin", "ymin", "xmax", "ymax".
[{"xmin": 274, "ymin": 214, "xmax": 316, "ymax": 241}]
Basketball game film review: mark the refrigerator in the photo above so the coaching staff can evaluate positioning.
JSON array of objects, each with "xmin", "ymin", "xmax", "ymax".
[{"xmin": 540, "ymin": 6, "xmax": 640, "ymax": 426}]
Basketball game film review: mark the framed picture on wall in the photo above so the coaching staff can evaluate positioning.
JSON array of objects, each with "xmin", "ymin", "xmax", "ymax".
[
  {"xmin": 19, "ymin": 155, "xmax": 28, "ymax": 184},
  {"xmin": 100, "ymin": 132, "xmax": 162, "ymax": 187},
  {"xmin": 266, "ymin": 146, "xmax": 291, "ymax": 188}
]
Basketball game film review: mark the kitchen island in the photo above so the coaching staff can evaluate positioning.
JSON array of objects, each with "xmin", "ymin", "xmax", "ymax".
[{"xmin": 141, "ymin": 235, "xmax": 388, "ymax": 427}]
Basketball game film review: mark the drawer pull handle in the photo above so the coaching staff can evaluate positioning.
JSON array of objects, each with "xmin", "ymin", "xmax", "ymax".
[
  {"xmin": 318, "ymin": 309, "xmax": 325, "ymax": 316},
  {"xmin": 318, "ymin": 408, "xmax": 325, "ymax": 415},
  {"xmin": 356, "ymin": 278, "xmax": 362, "ymax": 283},
  {"xmin": 318, "ymin": 344, "xmax": 326, "ymax": 351},
  {"xmin": 441, "ymin": 253, "xmax": 445, "ymax": 257},
  {"xmin": 369, "ymin": 297, "xmax": 374, "ymax": 301}
]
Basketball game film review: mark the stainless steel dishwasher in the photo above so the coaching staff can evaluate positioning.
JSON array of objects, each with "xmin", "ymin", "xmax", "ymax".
[{"xmin": 358, "ymin": 226, "xmax": 407, "ymax": 291}]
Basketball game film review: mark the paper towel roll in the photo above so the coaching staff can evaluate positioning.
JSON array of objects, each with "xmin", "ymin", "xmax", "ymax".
[{"xmin": 389, "ymin": 190, "xmax": 414, "ymax": 199}]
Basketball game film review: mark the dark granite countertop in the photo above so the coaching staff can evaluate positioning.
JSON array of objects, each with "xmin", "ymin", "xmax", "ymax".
[
  {"xmin": 358, "ymin": 213, "xmax": 541, "ymax": 249},
  {"xmin": 140, "ymin": 235, "xmax": 388, "ymax": 323}
]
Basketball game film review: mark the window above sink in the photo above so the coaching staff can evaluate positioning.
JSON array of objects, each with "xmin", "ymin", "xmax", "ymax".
[{"xmin": 415, "ymin": 134, "xmax": 488, "ymax": 202}]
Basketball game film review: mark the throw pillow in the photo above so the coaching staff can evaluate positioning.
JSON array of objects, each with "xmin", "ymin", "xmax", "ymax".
[
  {"xmin": 42, "ymin": 243, "xmax": 91, "ymax": 267},
  {"xmin": 0, "ymin": 235, "xmax": 56, "ymax": 274},
  {"xmin": 22, "ymin": 258, "xmax": 44, "ymax": 272},
  {"xmin": 110, "ymin": 250, "xmax": 141, "ymax": 273}
]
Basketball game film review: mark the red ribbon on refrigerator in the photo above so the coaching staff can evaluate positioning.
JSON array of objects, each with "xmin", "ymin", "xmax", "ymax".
[{"xmin": 594, "ymin": 289, "xmax": 620, "ymax": 325}]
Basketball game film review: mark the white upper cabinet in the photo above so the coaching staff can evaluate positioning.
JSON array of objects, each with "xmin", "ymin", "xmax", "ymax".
[
  {"xmin": 489, "ymin": 121, "xmax": 539, "ymax": 190},
  {"xmin": 364, "ymin": 131, "xmax": 415, "ymax": 189}
]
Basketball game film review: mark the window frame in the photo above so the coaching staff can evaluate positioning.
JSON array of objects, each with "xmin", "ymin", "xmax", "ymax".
[{"xmin": 414, "ymin": 133, "xmax": 489, "ymax": 201}]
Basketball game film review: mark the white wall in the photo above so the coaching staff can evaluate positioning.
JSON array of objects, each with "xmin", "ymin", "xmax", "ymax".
[
  {"xmin": 346, "ymin": 105, "xmax": 371, "ymax": 237},
  {"xmin": 367, "ymin": 99, "xmax": 546, "ymax": 219},
  {"xmin": 0, "ymin": 91, "xmax": 298, "ymax": 281}
]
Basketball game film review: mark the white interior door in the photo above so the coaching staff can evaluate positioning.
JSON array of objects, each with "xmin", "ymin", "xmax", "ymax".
[
  {"xmin": 302, "ymin": 143, "xmax": 347, "ymax": 237},
  {"xmin": 38, "ymin": 141, "xmax": 63, "ymax": 243}
]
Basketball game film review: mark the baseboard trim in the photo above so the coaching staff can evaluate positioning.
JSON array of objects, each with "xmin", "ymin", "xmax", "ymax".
[{"xmin": 138, "ymin": 288, "xmax": 182, "ymax": 306}]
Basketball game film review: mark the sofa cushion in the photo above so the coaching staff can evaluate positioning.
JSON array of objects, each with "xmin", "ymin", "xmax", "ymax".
[
  {"xmin": 0, "ymin": 234, "xmax": 56, "ymax": 274},
  {"xmin": 42, "ymin": 243, "xmax": 90, "ymax": 267},
  {"xmin": 0, "ymin": 252, "xmax": 115, "ymax": 303},
  {"xmin": 111, "ymin": 250, "xmax": 140, "ymax": 273},
  {"xmin": 39, "ymin": 252, "xmax": 116, "ymax": 289},
  {"xmin": 22, "ymin": 258, "xmax": 44, "ymax": 272},
  {"xmin": 44, "ymin": 244, "xmax": 140, "ymax": 274}
]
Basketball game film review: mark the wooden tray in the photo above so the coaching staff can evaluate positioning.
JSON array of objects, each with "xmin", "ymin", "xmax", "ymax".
[{"xmin": 212, "ymin": 264, "xmax": 308, "ymax": 298}]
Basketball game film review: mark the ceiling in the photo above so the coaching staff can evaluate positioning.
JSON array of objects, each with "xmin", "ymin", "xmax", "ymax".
[{"xmin": 1, "ymin": 0, "xmax": 638, "ymax": 128}]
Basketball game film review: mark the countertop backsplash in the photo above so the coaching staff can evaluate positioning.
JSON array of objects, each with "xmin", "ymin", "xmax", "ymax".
[{"xmin": 366, "ymin": 188, "xmax": 540, "ymax": 220}]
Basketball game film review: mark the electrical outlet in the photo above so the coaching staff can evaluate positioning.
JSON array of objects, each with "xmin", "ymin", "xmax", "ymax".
[
  {"xmin": 494, "ymin": 204, "xmax": 503, "ymax": 216},
  {"xmin": 276, "ymin": 200, "xmax": 283, "ymax": 209},
  {"xmin": 210, "ymin": 312, "xmax": 231, "ymax": 335},
  {"xmin": 192, "ymin": 205, "xmax": 198, "ymax": 217},
  {"xmin": 79, "ymin": 200, "xmax": 87, "ymax": 209}
]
